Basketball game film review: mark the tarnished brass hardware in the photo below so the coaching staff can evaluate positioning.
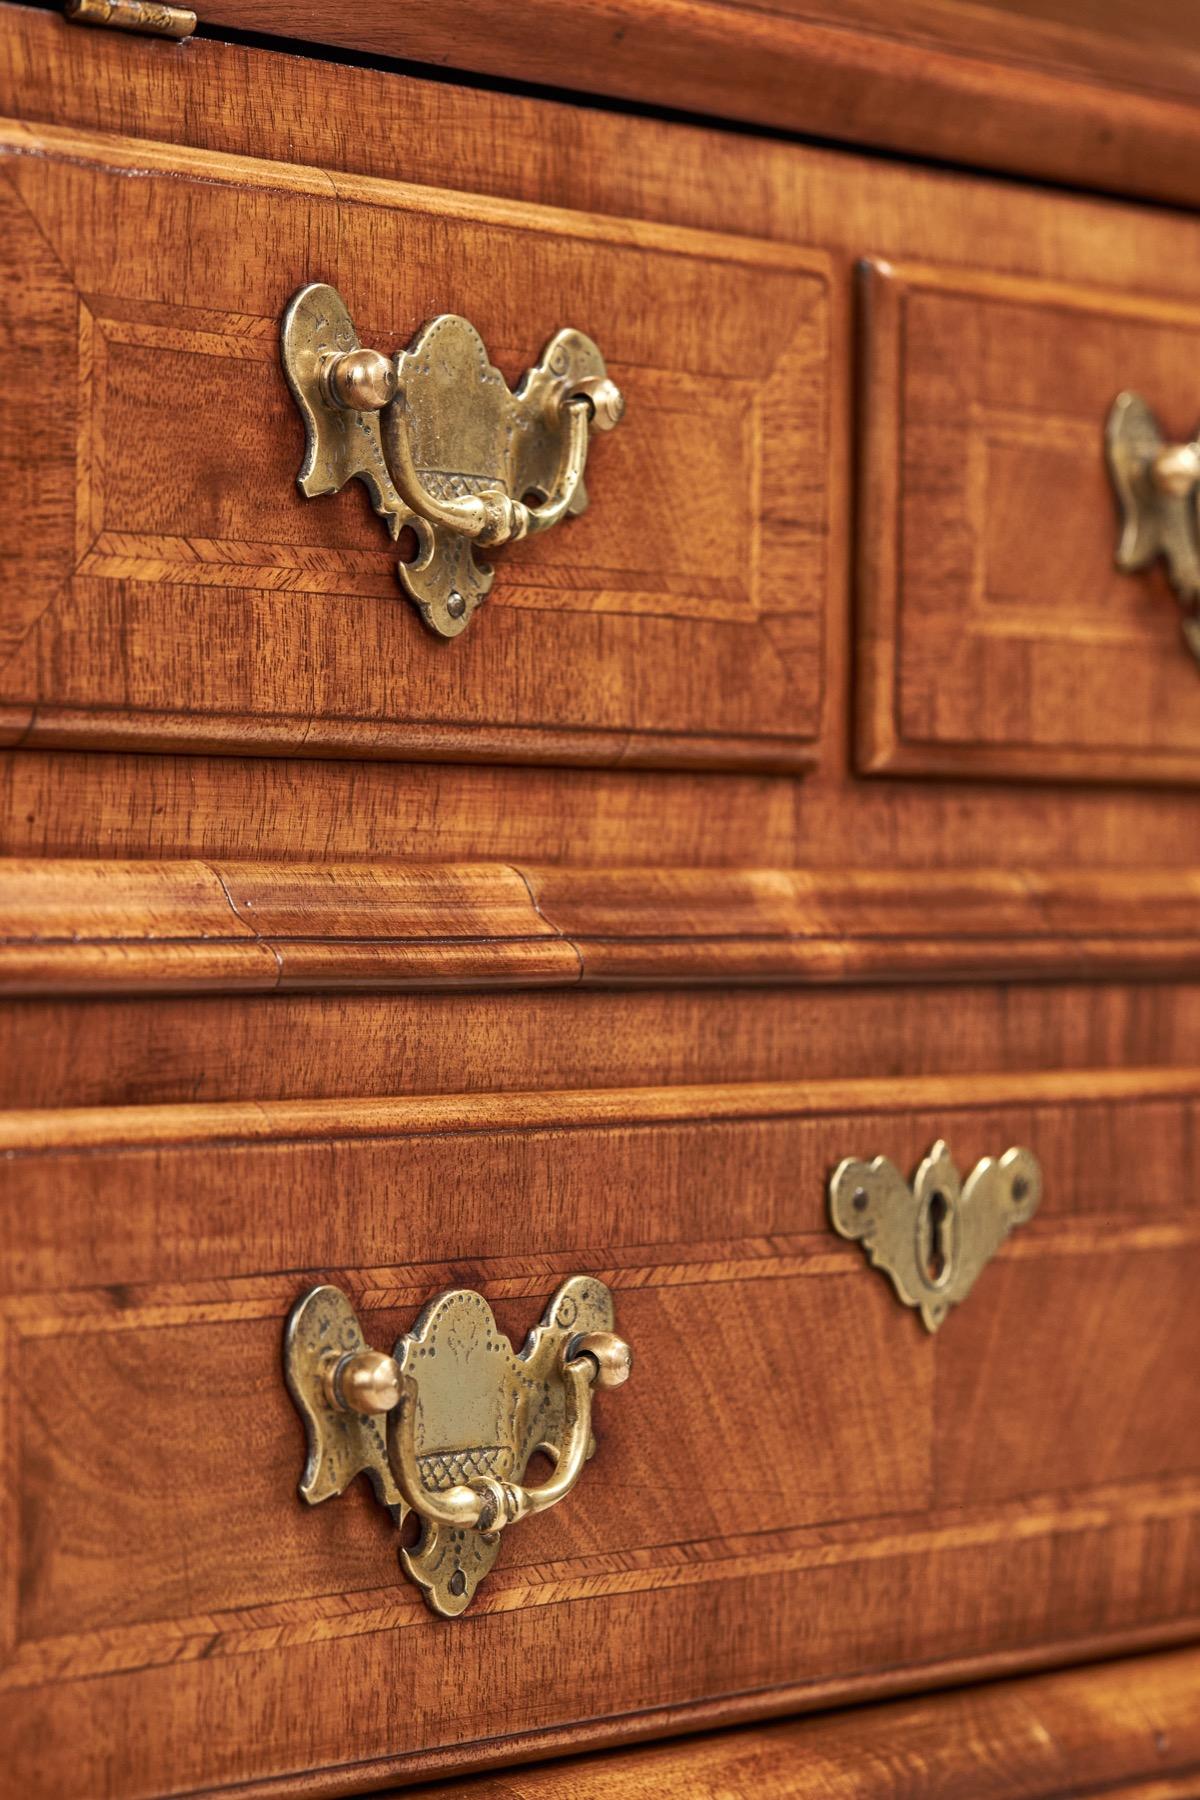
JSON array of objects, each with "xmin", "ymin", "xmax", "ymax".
[
  {"xmin": 281, "ymin": 284, "xmax": 624, "ymax": 639},
  {"xmin": 285, "ymin": 1275, "xmax": 630, "ymax": 1616},
  {"xmin": 64, "ymin": 0, "xmax": 196, "ymax": 37},
  {"xmin": 829, "ymin": 1140, "xmax": 1041, "ymax": 1332},
  {"xmin": 327, "ymin": 1348, "xmax": 402, "ymax": 1416},
  {"xmin": 1106, "ymin": 391, "xmax": 1200, "ymax": 667}
]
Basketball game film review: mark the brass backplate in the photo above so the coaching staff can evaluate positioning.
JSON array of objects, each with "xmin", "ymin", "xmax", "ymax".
[
  {"xmin": 285, "ymin": 1275, "xmax": 617, "ymax": 1616},
  {"xmin": 281, "ymin": 285, "xmax": 622, "ymax": 639},
  {"xmin": 1106, "ymin": 391, "xmax": 1200, "ymax": 667},
  {"xmin": 829, "ymin": 1140, "xmax": 1042, "ymax": 1331}
]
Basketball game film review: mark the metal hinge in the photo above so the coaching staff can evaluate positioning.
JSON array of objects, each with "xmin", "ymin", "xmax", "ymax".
[{"xmin": 64, "ymin": 0, "xmax": 196, "ymax": 39}]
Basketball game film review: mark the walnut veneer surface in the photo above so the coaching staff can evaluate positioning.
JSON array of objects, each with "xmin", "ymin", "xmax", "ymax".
[
  {"xmin": 401, "ymin": 1646, "xmax": 1200, "ymax": 1798},
  {"xmin": 1, "ymin": 5, "xmax": 1200, "ymax": 1798}
]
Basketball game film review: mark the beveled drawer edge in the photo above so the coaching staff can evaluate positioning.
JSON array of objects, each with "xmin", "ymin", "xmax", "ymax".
[
  {"xmin": 0, "ymin": 114, "xmax": 832, "ymax": 779},
  {"xmin": 1, "ymin": 858, "xmax": 1199, "ymax": 995},
  {"xmin": 397, "ymin": 1642, "xmax": 1200, "ymax": 1800},
  {"xmin": 855, "ymin": 256, "xmax": 1200, "ymax": 789},
  {"xmin": 102, "ymin": 1619, "xmax": 1200, "ymax": 1800}
]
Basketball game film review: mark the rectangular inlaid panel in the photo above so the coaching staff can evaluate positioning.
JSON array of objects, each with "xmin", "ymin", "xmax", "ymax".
[
  {"xmin": 858, "ymin": 257, "xmax": 1200, "ymax": 784},
  {"xmin": 0, "ymin": 121, "xmax": 833, "ymax": 771},
  {"xmin": 1, "ymin": 1071, "xmax": 1198, "ymax": 1797}
]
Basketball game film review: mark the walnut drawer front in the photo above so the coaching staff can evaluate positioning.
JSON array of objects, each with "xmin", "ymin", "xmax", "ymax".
[
  {"xmin": 858, "ymin": 256, "xmax": 1200, "ymax": 787},
  {"xmin": 3, "ymin": 1068, "xmax": 1199, "ymax": 1797},
  {"xmin": 0, "ymin": 119, "xmax": 833, "ymax": 774}
]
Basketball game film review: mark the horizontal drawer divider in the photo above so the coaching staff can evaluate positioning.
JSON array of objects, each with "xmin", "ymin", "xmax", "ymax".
[
  {"xmin": 3, "ymin": 1064, "xmax": 1200, "ymax": 1153},
  {"xmin": 3, "ymin": 860, "xmax": 1200, "ymax": 994}
]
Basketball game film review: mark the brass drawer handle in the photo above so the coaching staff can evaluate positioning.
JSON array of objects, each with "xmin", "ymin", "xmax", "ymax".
[
  {"xmin": 1106, "ymin": 392, "xmax": 1200, "ymax": 666},
  {"xmin": 282, "ymin": 285, "xmax": 624, "ymax": 639},
  {"xmin": 285, "ymin": 1276, "xmax": 631, "ymax": 1616},
  {"xmin": 830, "ymin": 1140, "xmax": 1041, "ymax": 1331}
]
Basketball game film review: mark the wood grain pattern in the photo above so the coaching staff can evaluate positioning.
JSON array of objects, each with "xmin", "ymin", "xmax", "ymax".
[
  {"xmin": 188, "ymin": 0, "xmax": 1200, "ymax": 213},
  {"xmin": 7, "ymin": 978, "xmax": 1199, "ymax": 1110},
  {"xmin": 15, "ymin": 746, "xmax": 1200, "ymax": 877},
  {"xmin": 399, "ymin": 1643, "xmax": 1200, "ymax": 1799},
  {"xmin": 858, "ymin": 257, "xmax": 1200, "ymax": 785},
  {"xmin": 2, "ymin": 1070, "xmax": 1198, "ymax": 1796},
  {"xmin": 17, "ymin": 2, "xmax": 1200, "ymax": 294},
  {"xmin": 4, "ymin": 14, "xmax": 1200, "ymax": 1796},
  {"xmin": 0, "ymin": 117, "xmax": 831, "ymax": 773},
  {"xmin": 6, "ymin": 858, "xmax": 1200, "ymax": 994},
  {"xmin": 14, "ymin": 17, "xmax": 1200, "ymax": 827}
]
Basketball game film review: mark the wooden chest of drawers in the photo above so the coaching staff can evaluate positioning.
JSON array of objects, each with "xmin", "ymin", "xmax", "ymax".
[{"xmin": 1, "ymin": 4, "xmax": 1199, "ymax": 1796}]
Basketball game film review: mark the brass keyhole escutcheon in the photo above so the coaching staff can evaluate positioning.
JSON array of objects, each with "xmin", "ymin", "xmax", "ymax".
[
  {"xmin": 830, "ymin": 1140, "xmax": 1042, "ymax": 1331},
  {"xmin": 284, "ymin": 1276, "xmax": 631, "ymax": 1616},
  {"xmin": 919, "ymin": 1186, "xmax": 953, "ymax": 1287},
  {"xmin": 281, "ymin": 285, "xmax": 625, "ymax": 639}
]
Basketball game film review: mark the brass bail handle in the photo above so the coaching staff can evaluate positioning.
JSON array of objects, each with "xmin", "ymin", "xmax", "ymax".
[
  {"xmin": 285, "ymin": 1276, "xmax": 630, "ymax": 1613},
  {"xmin": 281, "ymin": 286, "xmax": 626, "ymax": 638},
  {"xmin": 320, "ymin": 344, "xmax": 619, "ymax": 548},
  {"xmin": 326, "ymin": 1328, "xmax": 632, "ymax": 1534}
]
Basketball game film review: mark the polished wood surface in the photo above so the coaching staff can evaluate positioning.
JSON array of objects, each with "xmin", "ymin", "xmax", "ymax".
[
  {"xmin": 859, "ymin": 257, "xmax": 1200, "ymax": 784},
  {"xmin": 189, "ymin": 0, "xmax": 1200, "ymax": 212},
  {"xmin": 3, "ymin": 9, "xmax": 1200, "ymax": 1797},
  {"xmin": 0, "ymin": 116, "xmax": 830, "ymax": 772},
  {"xmin": 14, "ymin": 746, "xmax": 1200, "ymax": 875},
  {"xmin": 3, "ymin": 1070, "xmax": 1199, "ymax": 1795},
  {"xmin": 401, "ymin": 1643, "xmax": 1200, "ymax": 1798},
  {"xmin": 6, "ymin": 859, "xmax": 1200, "ymax": 993},
  {"xmin": 9, "ymin": 8, "xmax": 1200, "ymax": 815},
  {"xmin": 7, "ymin": 979, "xmax": 1197, "ymax": 1109}
]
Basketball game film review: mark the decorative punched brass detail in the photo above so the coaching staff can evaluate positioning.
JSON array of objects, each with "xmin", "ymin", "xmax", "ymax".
[
  {"xmin": 285, "ymin": 1276, "xmax": 631, "ymax": 1616},
  {"xmin": 64, "ymin": 0, "xmax": 196, "ymax": 37},
  {"xmin": 1106, "ymin": 391, "xmax": 1200, "ymax": 668},
  {"xmin": 281, "ymin": 284, "xmax": 624, "ymax": 639},
  {"xmin": 829, "ymin": 1140, "xmax": 1042, "ymax": 1332}
]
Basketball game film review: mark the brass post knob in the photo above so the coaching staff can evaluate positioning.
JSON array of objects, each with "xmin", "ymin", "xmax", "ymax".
[
  {"xmin": 285, "ymin": 1276, "xmax": 629, "ymax": 1616},
  {"xmin": 282, "ymin": 285, "xmax": 625, "ymax": 638},
  {"xmin": 323, "ymin": 1347, "xmax": 401, "ymax": 1415},
  {"xmin": 321, "ymin": 347, "xmax": 397, "ymax": 413},
  {"xmin": 573, "ymin": 1329, "xmax": 634, "ymax": 1388},
  {"xmin": 1151, "ymin": 440, "xmax": 1200, "ymax": 499}
]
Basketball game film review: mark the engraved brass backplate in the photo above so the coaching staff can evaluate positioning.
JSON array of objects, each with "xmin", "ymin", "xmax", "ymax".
[
  {"xmin": 281, "ymin": 285, "xmax": 624, "ymax": 639},
  {"xmin": 285, "ymin": 1275, "xmax": 630, "ymax": 1616},
  {"xmin": 1107, "ymin": 391, "xmax": 1200, "ymax": 667},
  {"xmin": 829, "ymin": 1140, "xmax": 1042, "ymax": 1331},
  {"xmin": 64, "ymin": 0, "xmax": 196, "ymax": 37}
]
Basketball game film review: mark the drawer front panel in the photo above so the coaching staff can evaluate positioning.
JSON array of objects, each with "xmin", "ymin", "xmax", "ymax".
[
  {"xmin": 0, "ymin": 122, "xmax": 832, "ymax": 770},
  {"xmin": 2, "ymin": 1072, "xmax": 1198, "ymax": 1796},
  {"xmin": 858, "ymin": 256, "xmax": 1200, "ymax": 785}
]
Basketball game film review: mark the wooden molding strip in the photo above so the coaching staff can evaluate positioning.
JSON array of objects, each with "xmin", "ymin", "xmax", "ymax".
[
  {"xmin": 397, "ymin": 1642, "xmax": 1200, "ymax": 1800},
  {"xmin": 3, "ymin": 860, "xmax": 1200, "ymax": 995},
  {"xmin": 196, "ymin": 0, "xmax": 1200, "ymax": 216},
  {"xmin": 2, "ymin": 1065, "xmax": 1198, "ymax": 1154},
  {"xmin": 0, "ymin": 702, "xmax": 816, "ymax": 775}
]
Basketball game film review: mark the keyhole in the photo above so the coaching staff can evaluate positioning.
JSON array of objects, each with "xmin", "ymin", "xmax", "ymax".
[{"xmin": 926, "ymin": 1190, "xmax": 949, "ymax": 1283}]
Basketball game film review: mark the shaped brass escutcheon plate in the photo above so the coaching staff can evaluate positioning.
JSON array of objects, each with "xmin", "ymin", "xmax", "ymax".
[
  {"xmin": 285, "ymin": 1276, "xmax": 631, "ymax": 1616},
  {"xmin": 829, "ymin": 1140, "xmax": 1042, "ymax": 1331},
  {"xmin": 281, "ymin": 284, "xmax": 624, "ymax": 639}
]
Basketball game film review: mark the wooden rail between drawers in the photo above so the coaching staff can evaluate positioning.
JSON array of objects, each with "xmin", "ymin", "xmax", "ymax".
[
  {"xmin": 1, "ymin": 859, "xmax": 1200, "ymax": 993},
  {"xmin": 400, "ymin": 1644, "xmax": 1200, "ymax": 1800}
]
